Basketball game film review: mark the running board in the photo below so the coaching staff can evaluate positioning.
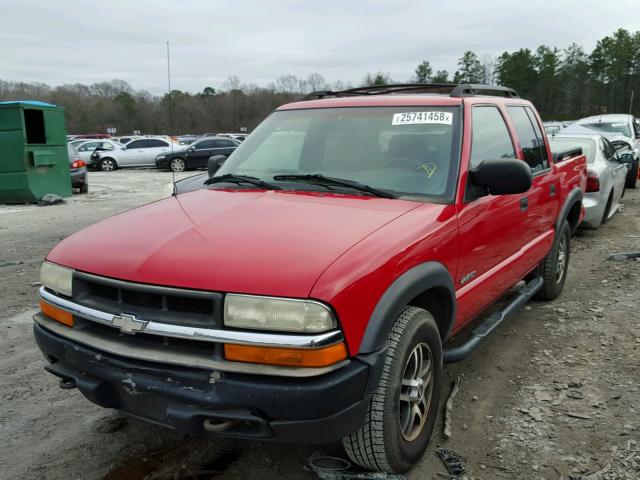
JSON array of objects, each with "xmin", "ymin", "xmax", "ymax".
[{"xmin": 443, "ymin": 276, "xmax": 543, "ymax": 363}]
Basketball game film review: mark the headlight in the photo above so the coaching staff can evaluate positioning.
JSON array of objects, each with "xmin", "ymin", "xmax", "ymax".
[
  {"xmin": 40, "ymin": 261, "xmax": 73, "ymax": 296},
  {"xmin": 157, "ymin": 155, "xmax": 166, "ymax": 160},
  {"xmin": 224, "ymin": 295, "xmax": 336, "ymax": 333}
]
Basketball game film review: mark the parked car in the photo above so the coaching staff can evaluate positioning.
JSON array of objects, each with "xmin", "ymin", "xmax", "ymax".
[
  {"xmin": 92, "ymin": 137, "xmax": 181, "ymax": 171},
  {"xmin": 34, "ymin": 84, "xmax": 586, "ymax": 474},
  {"xmin": 563, "ymin": 124, "xmax": 639, "ymax": 188},
  {"xmin": 543, "ymin": 121, "xmax": 568, "ymax": 136},
  {"xmin": 573, "ymin": 114, "xmax": 640, "ymax": 144},
  {"xmin": 67, "ymin": 144, "xmax": 88, "ymax": 193},
  {"xmin": 550, "ymin": 133, "xmax": 628, "ymax": 228},
  {"xmin": 177, "ymin": 135, "xmax": 201, "ymax": 145},
  {"xmin": 73, "ymin": 139, "xmax": 123, "ymax": 163},
  {"xmin": 155, "ymin": 136, "xmax": 238, "ymax": 172}
]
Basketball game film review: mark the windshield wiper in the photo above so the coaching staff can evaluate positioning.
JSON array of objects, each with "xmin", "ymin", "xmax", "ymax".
[
  {"xmin": 272, "ymin": 174, "xmax": 395, "ymax": 199},
  {"xmin": 205, "ymin": 174, "xmax": 281, "ymax": 190}
]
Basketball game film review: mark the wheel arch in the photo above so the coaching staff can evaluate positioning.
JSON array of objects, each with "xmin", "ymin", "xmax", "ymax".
[
  {"xmin": 358, "ymin": 261, "xmax": 456, "ymax": 354},
  {"xmin": 556, "ymin": 187, "xmax": 583, "ymax": 234}
]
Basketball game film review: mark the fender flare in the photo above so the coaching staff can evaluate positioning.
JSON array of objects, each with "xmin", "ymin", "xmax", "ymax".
[
  {"xmin": 358, "ymin": 261, "xmax": 456, "ymax": 354},
  {"xmin": 555, "ymin": 187, "xmax": 583, "ymax": 234}
]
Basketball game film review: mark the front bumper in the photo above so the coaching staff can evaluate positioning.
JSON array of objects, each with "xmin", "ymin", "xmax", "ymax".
[
  {"xmin": 155, "ymin": 157, "xmax": 170, "ymax": 168},
  {"xmin": 34, "ymin": 320, "xmax": 379, "ymax": 442}
]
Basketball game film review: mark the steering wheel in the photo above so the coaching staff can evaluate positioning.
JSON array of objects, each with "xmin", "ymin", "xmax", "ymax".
[{"xmin": 381, "ymin": 157, "xmax": 427, "ymax": 170}]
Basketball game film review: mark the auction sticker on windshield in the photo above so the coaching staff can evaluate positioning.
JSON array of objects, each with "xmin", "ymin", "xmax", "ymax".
[{"xmin": 392, "ymin": 111, "xmax": 453, "ymax": 126}]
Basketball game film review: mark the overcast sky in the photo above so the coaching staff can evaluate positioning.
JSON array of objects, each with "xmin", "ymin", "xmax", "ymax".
[{"xmin": 2, "ymin": 0, "xmax": 640, "ymax": 95}]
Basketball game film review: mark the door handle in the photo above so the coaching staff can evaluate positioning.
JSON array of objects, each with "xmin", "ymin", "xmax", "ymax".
[
  {"xmin": 550, "ymin": 184, "xmax": 556, "ymax": 196},
  {"xmin": 520, "ymin": 197, "xmax": 529, "ymax": 211}
]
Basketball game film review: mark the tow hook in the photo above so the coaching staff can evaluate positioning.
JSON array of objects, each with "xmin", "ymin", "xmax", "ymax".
[{"xmin": 203, "ymin": 418, "xmax": 234, "ymax": 432}]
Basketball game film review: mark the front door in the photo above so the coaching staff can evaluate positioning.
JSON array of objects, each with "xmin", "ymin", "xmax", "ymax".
[{"xmin": 455, "ymin": 105, "xmax": 530, "ymax": 324}]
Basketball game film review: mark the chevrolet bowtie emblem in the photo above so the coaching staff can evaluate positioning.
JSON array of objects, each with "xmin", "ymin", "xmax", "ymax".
[{"xmin": 111, "ymin": 313, "xmax": 148, "ymax": 334}]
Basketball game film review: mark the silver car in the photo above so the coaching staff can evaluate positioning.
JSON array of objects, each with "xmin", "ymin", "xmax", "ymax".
[
  {"xmin": 550, "ymin": 134, "xmax": 628, "ymax": 228},
  {"xmin": 92, "ymin": 137, "xmax": 180, "ymax": 171}
]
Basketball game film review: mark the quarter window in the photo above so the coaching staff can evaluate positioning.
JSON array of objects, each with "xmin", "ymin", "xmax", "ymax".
[
  {"xmin": 507, "ymin": 106, "xmax": 548, "ymax": 173},
  {"xmin": 470, "ymin": 106, "xmax": 515, "ymax": 168}
]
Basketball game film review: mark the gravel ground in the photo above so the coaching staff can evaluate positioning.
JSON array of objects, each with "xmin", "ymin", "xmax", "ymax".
[{"xmin": 0, "ymin": 170, "xmax": 638, "ymax": 480}]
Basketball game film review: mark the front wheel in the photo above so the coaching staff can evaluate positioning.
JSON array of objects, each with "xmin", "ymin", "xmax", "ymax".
[
  {"xmin": 99, "ymin": 158, "xmax": 117, "ymax": 172},
  {"xmin": 170, "ymin": 157, "xmax": 186, "ymax": 172},
  {"xmin": 342, "ymin": 306, "xmax": 443, "ymax": 473},
  {"xmin": 535, "ymin": 220, "xmax": 570, "ymax": 300}
]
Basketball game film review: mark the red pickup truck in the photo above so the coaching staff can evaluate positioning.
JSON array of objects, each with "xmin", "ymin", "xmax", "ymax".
[{"xmin": 35, "ymin": 84, "xmax": 586, "ymax": 473}]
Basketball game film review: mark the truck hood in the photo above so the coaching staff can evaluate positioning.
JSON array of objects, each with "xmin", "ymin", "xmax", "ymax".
[{"xmin": 47, "ymin": 189, "xmax": 420, "ymax": 297}]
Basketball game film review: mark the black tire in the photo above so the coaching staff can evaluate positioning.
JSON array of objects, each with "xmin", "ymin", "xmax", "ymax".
[
  {"xmin": 535, "ymin": 220, "xmax": 570, "ymax": 301},
  {"xmin": 170, "ymin": 157, "xmax": 186, "ymax": 172},
  {"xmin": 99, "ymin": 158, "xmax": 117, "ymax": 172},
  {"xmin": 342, "ymin": 306, "xmax": 443, "ymax": 473},
  {"xmin": 79, "ymin": 184, "xmax": 89, "ymax": 194},
  {"xmin": 626, "ymin": 162, "xmax": 638, "ymax": 189}
]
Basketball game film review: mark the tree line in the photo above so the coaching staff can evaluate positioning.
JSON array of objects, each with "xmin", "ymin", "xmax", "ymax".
[{"xmin": 1, "ymin": 28, "xmax": 639, "ymax": 134}]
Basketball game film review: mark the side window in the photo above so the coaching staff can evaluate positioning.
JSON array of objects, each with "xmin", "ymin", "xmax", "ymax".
[
  {"xmin": 195, "ymin": 140, "xmax": 216, "ymax": 149},
  {"xmin": 524, "ymin": 107, "xmax": 549, "ymax": 170},
  {"xmin": 470, "ymin": 106, "xmax": 515, "ymax": 168},
  {"xmin": 126, "ymin": 140, "xmax": 146, "ymax": 149},
  {"xmin": 147, "ymin": 139, "xmax": 169, "ymax": 148},
  {"xmin": 101, "ymin": 142, "xmax": 115, "ymax": 150},
  {"xmin": 78, "ymin": 142, "xmax": 99, "ymax": 151},
  {"xmin": 507, "ymin": 106, "xmax": 546, "ymax": 173},
  {"xmin": 216, "ymin": 139, "xmax": 237, "ymax": 148}
]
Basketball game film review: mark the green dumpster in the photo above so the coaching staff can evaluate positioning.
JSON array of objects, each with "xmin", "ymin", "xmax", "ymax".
[{"xmin": 0, "ymin": 101, "xmax": 72, "ymax": 203}]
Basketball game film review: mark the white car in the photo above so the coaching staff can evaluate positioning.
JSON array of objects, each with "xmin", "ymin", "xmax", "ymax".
[
  {"xmin": 73, "ymin": 139, "xmax": 123, "ymax": 162},
  {"xmin": 92, "ymin": 137, "xmax": 181, "ymax": 171},
  {"xmin": 550, "ymin": 133, "xmax": 629, "ymax": 228},
  {"xmin": 573, "ymin": 114, "xmax": 640, "ymax": 146}
]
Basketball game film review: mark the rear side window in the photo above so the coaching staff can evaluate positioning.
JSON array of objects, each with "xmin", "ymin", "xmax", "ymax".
[
  {"xmin": 507, "ymin": 106, "xmax": 548, "ymax": 173},
  {"xmin": 470, "ymin": 106, "xmax": 515, "ymax": 168}
]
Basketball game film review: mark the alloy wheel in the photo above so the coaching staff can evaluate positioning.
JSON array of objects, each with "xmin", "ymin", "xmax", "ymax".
[
  {"xmin": 171, "ymin": 158, "xmax": 186, "ymax": 172},
  {"xmin": 555, "ymin": 235, "xmax": 567, "ymax": 282},
  {"xmin": 398, "ymin": 342, "xmax": 434, "ymax": 441}
]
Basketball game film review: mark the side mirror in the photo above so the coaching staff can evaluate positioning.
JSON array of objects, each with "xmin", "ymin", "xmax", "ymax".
[
  {"xmin": 619, "ymin": 152, "xmax": 634, "ymax": 164},
  {"xmin": 208, "ymin": 155, "xmax": 227, "ymax": 177},
  {"xmin": 469, "ymin": 158, "xmax": 532, "ymax": 196}
]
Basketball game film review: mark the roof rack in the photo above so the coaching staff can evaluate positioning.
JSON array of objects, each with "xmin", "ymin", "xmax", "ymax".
[{"xmin": 304, "ymin": 83, "xmax": 520, "ymax": 100}]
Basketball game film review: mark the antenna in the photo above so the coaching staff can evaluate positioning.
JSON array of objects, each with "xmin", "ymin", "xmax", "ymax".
[{"xmin": 166, "ymin": 40, "xmax": 176, "ymax": 194}]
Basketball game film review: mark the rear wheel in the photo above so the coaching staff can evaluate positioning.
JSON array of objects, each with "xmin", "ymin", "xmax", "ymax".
[
  {"xmin": 79, "ymin": 184, "xmax": 89, "ymax": 194},
  {"xmin": 535, "ymin": 220, "xmax": 570, "ymax": 300},
  {"xmin": 170, "ymin": 157, "xmax": 186, "ymax": 172},
  {"xmin": 99, "ymin": 158, "xmax": 117, "ymax": 172},
  {"xmin": 342, "ymin": 306, "xmax": 442, "ymax": 473}
]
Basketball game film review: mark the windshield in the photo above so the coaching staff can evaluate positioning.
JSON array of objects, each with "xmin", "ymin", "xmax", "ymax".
[
  {"xmin": 582, "ymin": 122, "xmax": 631, "ymax": 138},
  {"xmin": 215, "ymin": 106, "xmax": 460, "ymax": 199},
  {"xmin": 550, "ymin": 137, "xmax": 596, "ymax": 164}
]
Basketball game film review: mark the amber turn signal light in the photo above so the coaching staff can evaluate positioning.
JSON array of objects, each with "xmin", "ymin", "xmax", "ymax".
[
  {"xmin": 40, "ymin": 299, "xmax": 74, "ymax": 327},
  {"xmin": 224, "ymin": 342, "xmax": 348, "ymax": 368}
]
